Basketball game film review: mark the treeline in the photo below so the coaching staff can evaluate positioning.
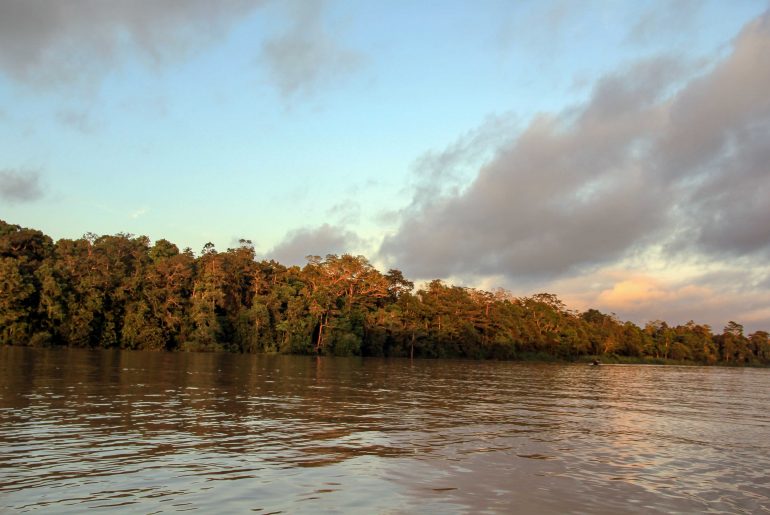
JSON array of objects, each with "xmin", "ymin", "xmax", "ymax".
[{"xmin": 1, "ymin": 220, "xmax": 769, "ymax": 364}]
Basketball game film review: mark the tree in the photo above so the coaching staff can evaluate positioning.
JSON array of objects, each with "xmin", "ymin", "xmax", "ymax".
[
  {"xmin": 385, "ymin": 269, "xmax": 414, "ymax": 301},
  {"xmin": 718, "ymin": 321, "xmax": 749, "ymax": 363},
  {"xmin": 2, "ymin": 219, "xmax": 768, "ymax": 366},
  {"xmin": 187, "ymin": 249, "xmax": 227, "ymax": 350},
  {"xmin": 142, "ymin": 249, "xmax": 194, "ymax": 350},
  {"xmin": 302, "ymin": 254, "xmax": 388, "ymax": 354},
  {"xmin": 0, "ymin": 257, "xmax": 35, "ymax": 344},
  {"xmin": 645, "ymin": 320, "xmax": 675, "ymax": 359},
  {"xmin": 749, "ymin": 331, "xmax": 770, "ymax": 363},
  {"xmin": 0, "ymin": 221, "xmax": 53, "ymax": 345}
]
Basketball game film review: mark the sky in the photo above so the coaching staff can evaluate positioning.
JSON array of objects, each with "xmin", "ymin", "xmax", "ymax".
[{"xmin": 1, "ymin": 0, "xmax": 769, "ymax": 332}]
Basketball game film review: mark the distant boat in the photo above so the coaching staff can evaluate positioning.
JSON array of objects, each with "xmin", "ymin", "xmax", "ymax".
[{"xmin": 591, "ymin": 359, "xmax": 601, "ymax": 366}]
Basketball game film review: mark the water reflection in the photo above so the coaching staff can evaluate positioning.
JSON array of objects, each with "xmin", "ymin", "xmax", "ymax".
[{"xmin": 1, "ymin": 347, "xmax": 769, "ymax": 513}]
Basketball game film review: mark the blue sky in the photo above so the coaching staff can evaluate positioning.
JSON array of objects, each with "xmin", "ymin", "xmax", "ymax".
[{"xmin": 1, "ymin": 0, "xmax": 769, "ymax": 331}]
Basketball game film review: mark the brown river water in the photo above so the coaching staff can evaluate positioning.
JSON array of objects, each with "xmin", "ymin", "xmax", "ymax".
[{"xmin": 1, "ymin": 347, "xmax": 769, "ymax": 513}]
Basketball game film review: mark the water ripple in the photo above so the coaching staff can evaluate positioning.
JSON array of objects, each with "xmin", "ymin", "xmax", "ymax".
[{"xmin": 1, "ymin": 348, "xmax": 769, "ymax": 513}]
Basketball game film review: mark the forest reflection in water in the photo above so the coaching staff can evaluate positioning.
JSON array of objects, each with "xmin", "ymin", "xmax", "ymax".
[{"xmin": 1, "ymin": 347, "xmax": 769, "ymax": 513}]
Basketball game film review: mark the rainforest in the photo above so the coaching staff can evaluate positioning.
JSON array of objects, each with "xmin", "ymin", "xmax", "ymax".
[{"xmin": 1, "ymin": 220, "xmax": 768, "ymax": 364}]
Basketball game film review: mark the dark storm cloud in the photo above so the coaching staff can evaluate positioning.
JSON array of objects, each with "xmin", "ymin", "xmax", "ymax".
[
  {"xmin": 0, "ymin": 169, "xmax": 43, "ymax": 203},
  {"xmin": 260, "ymin": 0, "xmax": 363, "ymax": 98},
  {"xmin": 0, "ymin": 0, "xmax": 263, "ymax": 87},
  {"xmin": 266, "ymin": 224, "xmax": 361, "ymax": 266},
  {"xmin": 380, "ymin": 10, "xmax": 770, "ymax": 281}
]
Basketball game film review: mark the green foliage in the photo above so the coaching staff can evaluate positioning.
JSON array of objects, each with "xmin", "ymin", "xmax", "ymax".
[
  {"xmin": 0, "ymin": 221, "xmax": 53, "ymax": 345},
  {"xmin": 1, "ymin": 219, "xmax": 768, "ymax": 365}
]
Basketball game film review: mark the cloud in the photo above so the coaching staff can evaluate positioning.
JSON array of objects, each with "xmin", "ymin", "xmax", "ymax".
[
  {"xmin": 496, "ymin": 1, "xmax": 581, "ymax": 57},
  {"xmin": 0, "ymin": 1, "xmax": 366, "ymax": 100},
  {"xmin": 0, "ymin": 168, "xmax": 44, "ymax": 203},
  {"xmin": 260, "ymin": 0, "xmax": 364, "ymax": 98},
  {"xmin": 130, "ymin": 207, "xmax": 149, "ymax": 220},
  {"xmin": 380, "ymin": 56, "xmax": 683, "ymax": 280},
  {"xmin": 325, "ymin": 201, "xmax": 361, "ymax": 225},
  {"xmin": 544, "ymin": 262, "xmax": 770, "ymax": 333},
  {"xmin": 380, "ymin": 10, "xmax": 770, "ymax": 284},
  {"xmin": 592, "ymin": 272, "xmax": 770, "ymax": 333},
  {"xmin": 596, "ymin": 276, "xmax": 670, "ymax": 309},
  {"xmin": 265, "ymin": 224, "xmax": 362, "ymax": 266},
  {"xmin": 407, "ymin": 113, "xmax": 519, "ymax": 209},
  {"xmin": 666, "ymin": 12, "xmax": 770, "ymax": 256},
  {"xmin": 625, "ymin": 0, "xmax": 701, "ymax": 45},
  {"xmin": 0, "ymin": 0, "xmax": 263, "ymax": 88},
  {"xmin": 56, "ymin": 108, "xmax": 97, "ymax": 133}
]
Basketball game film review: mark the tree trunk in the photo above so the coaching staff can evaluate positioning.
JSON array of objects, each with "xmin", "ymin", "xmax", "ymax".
[{"xmin": 315, "ymin": 313, "xmax": 327, "ymax": 352}]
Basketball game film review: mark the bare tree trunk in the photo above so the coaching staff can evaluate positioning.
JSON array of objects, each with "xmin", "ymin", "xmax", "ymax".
[{"xmin": 316, "ymin": 324, "xmax": 323, "ymax": 352}]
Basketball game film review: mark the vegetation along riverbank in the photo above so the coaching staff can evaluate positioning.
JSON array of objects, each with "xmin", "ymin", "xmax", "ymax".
[{"xmin": 2, "ymin": 220, "xmax": 768, "ymax": 365}]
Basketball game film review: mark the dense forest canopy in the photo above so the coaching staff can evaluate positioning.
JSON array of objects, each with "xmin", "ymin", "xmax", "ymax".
[{"xmin": 1, "ymin": 220, "xmax": 768, "ymax": 364}]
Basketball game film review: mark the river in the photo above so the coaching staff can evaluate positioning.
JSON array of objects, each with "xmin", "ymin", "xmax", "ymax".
[{"xmin": 1, "ymin": 347, "xmax": 769, "ymax": 513}]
